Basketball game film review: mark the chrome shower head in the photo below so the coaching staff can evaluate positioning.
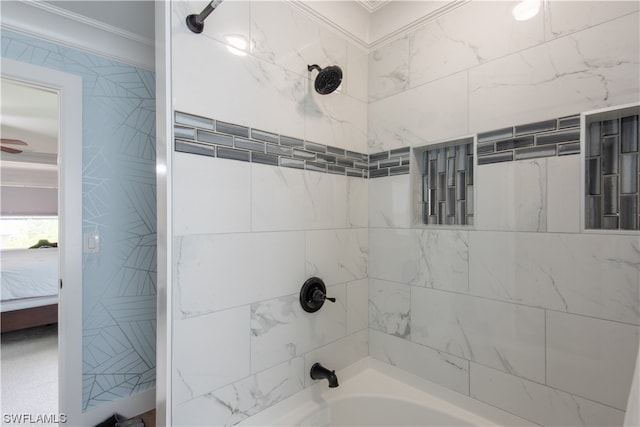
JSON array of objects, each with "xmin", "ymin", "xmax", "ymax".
[{"xmin": 307, "ymin": 64, "xmax": 343, "ymax": 95}]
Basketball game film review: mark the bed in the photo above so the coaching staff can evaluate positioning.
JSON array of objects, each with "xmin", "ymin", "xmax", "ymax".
[{"xmin": 1, "ymin": 247, "xmax": 59, "ymax": 333}]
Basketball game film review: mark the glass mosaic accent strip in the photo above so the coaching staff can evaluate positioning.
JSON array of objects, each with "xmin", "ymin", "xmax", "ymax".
[
  {"xmin": 174, "ymin": 111, "xmax": 410, "ymax": 179},
  {"xmin": 585, "ymin": 114, "xmax": 640, "ymax": 230},
  {"xmin": 420, "ymin": 137, "xmax": 474, "ymax": 226},
  {"xmin": 477, "ymin": 115, "xmax": 580, "ymax": 165}
]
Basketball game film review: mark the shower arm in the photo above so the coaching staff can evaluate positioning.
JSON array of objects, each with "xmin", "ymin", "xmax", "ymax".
[
  {"xmin": 186, "ymin": 0, "xmax": 223, "ymax": 34},
  {"xmin": 307, "ymin": 64, "xmax": 322, "ymax": 73}
]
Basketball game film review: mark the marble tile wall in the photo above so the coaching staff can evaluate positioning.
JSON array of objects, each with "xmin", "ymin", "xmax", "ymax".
[
  {"xmin": 170, "ymin": 1, "xmax": 640, "ymax": 426},
  {"xmin": 170, "ymin": 2, "xmax": 371, "ymax": 425},
  {"xmin": 368, "ymin": 2, "xmax": 640, "ymax": 427}
]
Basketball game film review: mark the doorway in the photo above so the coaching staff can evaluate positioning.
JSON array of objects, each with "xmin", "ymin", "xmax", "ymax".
[
  {"xmin": 0, "ymin": 78, "xmax": 60, "ymax": 424},
  {"xmin": 1, "ymin": 58, "xmax": 83, "ymax": 424}
]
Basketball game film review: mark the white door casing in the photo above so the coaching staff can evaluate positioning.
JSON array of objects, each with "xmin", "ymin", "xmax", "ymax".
[{"xmin": 1, "ymin": 58, "xmax": 83, "ymax": 423}]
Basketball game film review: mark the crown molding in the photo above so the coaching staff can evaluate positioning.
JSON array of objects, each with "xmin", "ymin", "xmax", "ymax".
[
  {"xmin": 289, "ymin": 0, "xmax": 470, "ymax": 52},
  {"xmin": 0, "ymin": 0, "xmax": 155, "ymax": 71},
  {"xmin": 368, "ymin": 0, "xmax": 470, "ymax": 51},
  {"xmin": 287, "ymin": 0, "xmax": 370, "ymax": 51},
  {"xmin": 354, "ymin": 0, "xmax": 391, "ymax": 13}
]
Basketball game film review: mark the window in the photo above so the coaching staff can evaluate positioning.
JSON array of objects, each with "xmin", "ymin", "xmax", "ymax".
[{"xmin": 0, "ymin": 217, "xmax": 58, "ymax": 249}]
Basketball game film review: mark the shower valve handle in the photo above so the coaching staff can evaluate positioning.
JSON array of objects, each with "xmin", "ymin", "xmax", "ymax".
[{"xmin": 312, "ymin": 289, "xmax": 335, "ymax": 303}]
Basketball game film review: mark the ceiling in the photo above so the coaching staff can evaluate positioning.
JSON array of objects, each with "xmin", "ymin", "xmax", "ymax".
[{"xmin": 0, "ymin": 79, "xmax": 59, "ymax": 187}]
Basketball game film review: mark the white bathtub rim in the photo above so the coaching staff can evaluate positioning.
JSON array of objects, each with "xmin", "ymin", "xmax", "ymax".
[{"xmin": 238, "ymin": 357, "xmax": 537, "ymax": 427}]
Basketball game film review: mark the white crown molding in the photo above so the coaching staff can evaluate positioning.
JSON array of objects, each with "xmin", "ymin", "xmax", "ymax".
[
  {"xmin": 289, "ymin": 0, "xmax": 470, "ymax": 52},
  {"xmin": 368, "ymin": 0, "xmax": 470, "ymax": 51},
  {"xmin": 354, "ymin": 0, "xmax": 391, "ymax": 13},
  {"xmin": 0, "ymin": 0, "xmax": 155, "ymax": 71},
  {"xmin": 287, "ymin": 0, "xmax": 371, "ymax": 50}
]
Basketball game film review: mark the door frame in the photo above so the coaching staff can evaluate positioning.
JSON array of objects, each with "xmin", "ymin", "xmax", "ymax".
[{"xmin": 1, "ymin": 58, "xmax": 83, "ymax": 423}]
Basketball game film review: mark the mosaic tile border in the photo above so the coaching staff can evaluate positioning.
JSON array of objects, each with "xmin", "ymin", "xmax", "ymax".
[
  {"xmin": 174, "ymin": 111, "xmax": 410, "ymax": 179},
  {"xmin": 477, "ymin": 115, "xmax": 581, "ymax": 165}
]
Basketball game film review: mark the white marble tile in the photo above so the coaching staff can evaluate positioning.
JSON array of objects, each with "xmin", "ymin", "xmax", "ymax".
[
  {"xmin": 368, "ymin": 174, "xmax": 412, "ymax": 228},
  {"xmin": 369, "ymin": 279, "xmax": 411, "ymax": 338},
  {"xmin": 368, "ymin": 71, "xmax": 469, "ymax": 153},
  {"xmin": 173, "ymin": 1, "xmax": 250, "ymax": 48},
  {"xmin": 347, "ymin": 177, "xmax": 368, "ymax": 228},
  {"xmin": 370, "ymin": 329, "xmax": 469, "ymax": 395},
  {"xmin": 547, "ymin": 155, "xmax": 580, "ymax": 233},
  {"xmin": 305, "ymin": 228, "xmax": 368, "ymax": 286},
  {"xmin": 173, "ymin": 24, "xmax": 306, "ymax": 140},
  {"xmin": 173, "ymin": 154, "xmax": 251, "ymax": 235},
  {"xmin": 368, "ymin": 36, "xmax": 410, "ymax": 102},
  {"xmin": 368, "ymin": 228, "xmax": 469, "ymax": 292},
  {"xmin": 346, "ymin": 279, "xmax": 368, "ymax": 335},
  {"xmin": 173, "ymin": 357, "xmax": 305, "ymax": 426},
  {"xmin": 546, "ymin": 1, "xmax": 640, "ymax": 40},
  {"xmin": 469, "ymin": 13, "xmax": 640, "ymax": 133},
  {"xmin": 251, "ymin": 163, "xmax": 348, "ymax": 231},
  {"xmin": 369, "ymin": 228, "xmax": 420, "ymax": 284},
  {"xmin": 250, "ymin": 1, "xmax": 347, "ymax": 80},
  {"xmin": 469, "ymin": 231, "xmax": 640, "ymax": 325},
  {"xmin": 470, "ymin": 363, "xmax": 625, "ymax": 427},
  {"xmin": 172, "ymin": 307, "xmax": 250, "ymax": 404},
  {"xmin": 409, "ymin": 1, "xmax": 544, "ymax": 88},
  {"xmin": 414, "ymin": 229, "xmax": 469, "ymax": 293},
  {"xmin": 476, "ymin": 159, "xmax": 547, "ymax": 232},
  {"xmin": 303, "ymin": 329, "xmax": 368, "ymax": 387},
  {"xmin": 175, "ymin": 231, "xmax": 305, "ymax": 316},
  {"xmin": 250, "ymin": 285, "xmax": 347, "ymax": 373},
  {"xmin": 411, "ymin": 287, "xmax": 545, "ymax": 383},
  {"xmin": 344, "ymin": 42, "xmax": 369, "ymax": 103},
  {"xmin": 546, "ymin": 311, "xmax": 640, "ymax": 410},
  {"xmin": 305, "ymin": 89, "xmax": 368, "ymax": 153}
]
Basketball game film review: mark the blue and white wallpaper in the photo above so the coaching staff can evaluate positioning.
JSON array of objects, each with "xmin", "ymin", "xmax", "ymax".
[{"xmin": 1, "ymin": 30, "xmax": 157, "ymax": 410}]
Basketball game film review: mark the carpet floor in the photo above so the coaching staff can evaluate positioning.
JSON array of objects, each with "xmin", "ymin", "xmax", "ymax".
[{"xmin": 1, "ymin": 324, "xmax": 58, "ymax": 426}]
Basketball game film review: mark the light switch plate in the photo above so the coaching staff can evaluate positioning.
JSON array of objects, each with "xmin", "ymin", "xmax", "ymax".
[{"xmin": 83, "ymin": 231, "xmax": 100, "ymax": 253}]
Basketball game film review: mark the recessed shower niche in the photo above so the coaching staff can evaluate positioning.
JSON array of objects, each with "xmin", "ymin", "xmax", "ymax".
[
  {"xmin": 414, "ymin": 137, "xmax": 475, "ymax": 226},
  {"xmin": 583, "ymin": 104, "xmax": 640, "ymax": 231}
]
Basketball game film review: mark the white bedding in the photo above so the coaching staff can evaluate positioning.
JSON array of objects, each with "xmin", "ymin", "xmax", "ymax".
[{"xmin": 1, "ymin": 248, "xmax": 59, "ymax": 302}]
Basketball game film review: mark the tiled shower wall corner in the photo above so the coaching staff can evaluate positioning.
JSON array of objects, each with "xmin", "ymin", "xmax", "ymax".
[
  {"xmin": 169, "ymin": 1, "xmax": 640, "ymax": 426},
  {"xmin": 367, "ymin": 2, "xmax": 640, "ymax": 427},
  {"xmin": 170, "ymin": 1, "xmax": 376, "ymax": 424}
]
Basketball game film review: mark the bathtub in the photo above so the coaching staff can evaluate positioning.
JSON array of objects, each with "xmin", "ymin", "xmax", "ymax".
[{"xmin": 239, "ymin": 358, "xmax": 536, "ymax": 426}]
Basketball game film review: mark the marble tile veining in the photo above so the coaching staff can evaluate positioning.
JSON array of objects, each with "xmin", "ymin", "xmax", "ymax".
[
  {"xmin": 250, "ymin": 287, "xmax": 347, "ymax": 373},
  {"xmin": 369, "ymin": 279, "xmax": 410, "ymax": 338},
  {"xmin": 469, "ymin": 231, "xmax": 640, "ymax": 325},
  {"xmin": 471, "ymin": 363, "xmax": 625, "ymax": 427},
  {"xmin": 411, "ymin": 287, "xmax": 546, "ymax": 383}
]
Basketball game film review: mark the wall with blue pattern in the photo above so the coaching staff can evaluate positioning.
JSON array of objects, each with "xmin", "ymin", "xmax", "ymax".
[{"xmin": 1, "ymin": 29, "xmax": 156, "ymax": 411}]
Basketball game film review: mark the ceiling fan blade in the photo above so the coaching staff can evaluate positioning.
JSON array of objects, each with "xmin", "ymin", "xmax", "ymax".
[
  {"xmin": 1, "ymin": 146, "xmax": 23, "ymax": 154},
  {"xmin": 0, "ymin": 138, "xmax": 28, "ymax": 146}
]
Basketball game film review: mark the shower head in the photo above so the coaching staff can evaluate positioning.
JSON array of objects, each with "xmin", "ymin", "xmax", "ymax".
[{"xmin": 307, "ymin": 64, "xmax": 343, "ymax": 95}]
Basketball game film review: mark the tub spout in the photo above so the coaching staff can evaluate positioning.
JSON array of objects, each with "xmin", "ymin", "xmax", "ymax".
[{"xmin": 310, "ymin": 363, "xmax": 339, "ymax": 388}]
